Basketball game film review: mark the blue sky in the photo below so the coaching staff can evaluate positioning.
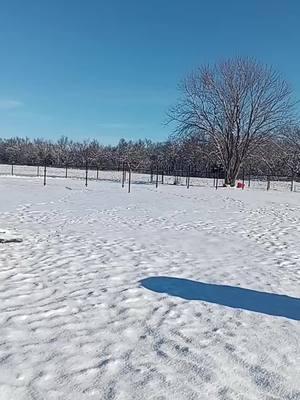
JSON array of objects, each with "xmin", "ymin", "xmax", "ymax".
[{"xmin": 0, "ymin": 0, "xmax": 299, "ymax": 145}]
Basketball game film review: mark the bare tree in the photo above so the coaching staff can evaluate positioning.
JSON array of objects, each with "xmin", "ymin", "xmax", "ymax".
[
  {"xmin": 167, "ymin": 57, "xmax": 295, "ymax": 185},
  {"xmin": 284, "ymin": 125, "xmax": 300, "ymax": 152},
  {"xmin": 281, "ymin": 125, "xmax": 300, "ymax": 175}
]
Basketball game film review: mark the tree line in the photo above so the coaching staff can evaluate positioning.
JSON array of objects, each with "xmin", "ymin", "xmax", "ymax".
[
  {"xmin": 0, "ymin": 132, "xmax": 299, "ymax": 178},
  {"xmin": 0, "ymin": 57, "xmax": 299, "ymax": 182}
]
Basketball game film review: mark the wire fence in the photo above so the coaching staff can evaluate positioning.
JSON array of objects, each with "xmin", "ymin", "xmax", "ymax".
[{"xmin": 1, "ymin": 163, "xmax": 300, "ymax": 193}]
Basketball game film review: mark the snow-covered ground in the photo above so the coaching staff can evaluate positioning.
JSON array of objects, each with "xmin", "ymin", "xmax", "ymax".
[{"xmin": 0, "ymin": 176, "xmax": 299, "ymax": 400}]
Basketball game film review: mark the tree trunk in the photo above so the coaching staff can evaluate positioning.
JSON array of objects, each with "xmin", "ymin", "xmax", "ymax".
[{"xmin": 224, "ymin": 161, "xmax": 241, "ymax": 187}]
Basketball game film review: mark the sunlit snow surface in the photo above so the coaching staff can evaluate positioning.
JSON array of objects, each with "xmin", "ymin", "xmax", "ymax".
[{"xmin": 0, "ymin": 176, "xmax": 299, "ymax": 400}]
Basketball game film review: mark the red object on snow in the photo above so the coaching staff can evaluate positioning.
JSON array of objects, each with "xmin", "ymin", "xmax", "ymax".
[{"xmin": 237, "ymin": 182, "xmax": 245, "ymax": 189}]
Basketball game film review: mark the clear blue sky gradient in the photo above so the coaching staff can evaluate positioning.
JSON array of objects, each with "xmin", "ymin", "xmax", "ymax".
[{"xmin": 0, "ymin": 0, "xmax": 299, "ymax": 144}]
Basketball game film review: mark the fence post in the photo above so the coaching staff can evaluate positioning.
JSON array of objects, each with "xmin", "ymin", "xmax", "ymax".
[
  {"xmin": 37, "ymin": 166, "xmax": 40, "ymax": 177},
  {"xmin": 65, "ymin": 165, "xmax": 68, "ymax": 179},
  {"xmin": 242, "ymin": 168, "xmax": 245, "ymax": 190},
  {"xmin": 150, "ymin": 166, "xmax": 153, "ymax": 184},
  {"xmin": 187, "ymin": 165, "xmax": 191, "ymax": 189},
  {"xmin": 11, "ymin": 163, "xmax": 14, "ymax": 176},
  {"xmin": 96, "ymin": 166, "xmax": 99, "ymax": 180},
  {"xmin": 291, "ymin": 173, "xmax": 294, "ymax": 192},
  {"xmin": 43, "ymin": 163, "xmax": 47, "ymax": 186},
  {"xmin": 128, "ymin": 168, "xmax": 131, "ymax": 193},
  {"xmin": 122, "ymin": 162, "xmax": 125, "ymax": 188},
  {"xmin": 156, "ymin": 164, "xmax": 159, "ymax": 188},
  {"xmin": 248, "ymin": 171, "xmax": 251, "ymax": 187},
  {"xmin": 161, "ymin": 170, "xmax": 164, "ymax": 184},
  {"xmin": 174, "ymin": 171, "xmax": 178, "ymax": 185},
  {"xmin": 267, "ymin": 175, "xmax": 270, "ymax": 191},
  {"xmin": 85, "ymin": 160, "xmax": 88, "ymax": 187}
]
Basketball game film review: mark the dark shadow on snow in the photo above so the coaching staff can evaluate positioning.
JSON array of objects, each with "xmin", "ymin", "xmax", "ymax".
[{"xmin": 140, "ymin": 276, "xmax": 300, "ymax": 321}]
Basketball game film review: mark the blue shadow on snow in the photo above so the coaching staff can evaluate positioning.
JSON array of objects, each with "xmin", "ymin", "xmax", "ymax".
[{"xmin": 140, "ymin": 277, "xmax": 300, "ymax": 321}]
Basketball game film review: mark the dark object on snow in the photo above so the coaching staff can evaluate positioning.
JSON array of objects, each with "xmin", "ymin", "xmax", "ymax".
[{"xmin": 0, "ymin": 237, "xmax": 23, "ymax": 243}]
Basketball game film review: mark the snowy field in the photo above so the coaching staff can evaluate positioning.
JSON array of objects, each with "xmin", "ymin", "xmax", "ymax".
[{"xmin": 0, "ymin": 176, "xmax": 299, "ymax": 400}]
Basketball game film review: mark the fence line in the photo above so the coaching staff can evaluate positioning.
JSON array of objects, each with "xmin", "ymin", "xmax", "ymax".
[{"xmin": 0, "ymin": 163, "xmax": 299, "ymax": 193}]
